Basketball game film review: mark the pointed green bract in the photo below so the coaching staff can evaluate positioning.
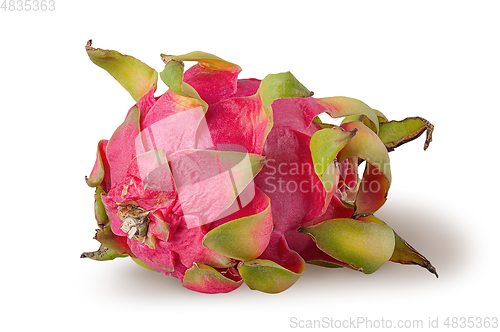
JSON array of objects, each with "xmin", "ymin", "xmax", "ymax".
[
  {"xmin": 183, "ymin": 263, "xmax": 243, "ymax": 294},
  {"xmin": 159, "ymin": 59, "xmax": 208, "ymax": 112},
  {"xmin": 86, "ymin": 140, "xmax": 107, "ymax": 188},
  {"xmin": 94, "ymin": 186, "xmax": 109, "ymax": 227},
  {"xmin": 357, "ymin": 215, "xmax": 438, "ymax": 277},
  {"xmin": 239, "ymin": 259, "xmax": 304, "ymax": 293},
  {"xmin": 257, "ymin": 72, "xmax": 313, "ymax": 121},
  {"xmin": 299, "ymin": 218, "xmax": 395, "ymax": 274},
  {"xmin": 318, "ymin": 96, "xmax": 380, "ymax": 133},
  {"xmin": 254, "ymin": 72, "xmax": 314, "ymax": 147},
  {"xmin": 86, "ymin": 41, "xmax": 158, "ymax": 102},
  {"xmin": 378, "ymin": 117, "xmax": 434, "ymax": 151},
  {"xmin": 310, "ymin": 126, "xmax": 356, "ymax": 177},
  {"xmin": 310, "ymin": 126, "xmax": 356, "ymax": 210},
  {"xmin": 80, "ymin": 245, "xmax": 128, "ymax": 261},
  {"xmin": 392, "ymin": 234, "xmax": 438, "ymax": 277},
  {"xmin": 203, "ymin": 195, "xmax": 272, "ymax": 261},
  {"xmin": 160, "ymin": 59, "xmax": 185, "ymax": 96}
]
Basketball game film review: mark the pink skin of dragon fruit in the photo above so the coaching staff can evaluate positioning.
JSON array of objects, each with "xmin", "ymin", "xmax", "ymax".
[{"xmin": 83, "ymin": 40, "xmax": 436, "ymax": 294}]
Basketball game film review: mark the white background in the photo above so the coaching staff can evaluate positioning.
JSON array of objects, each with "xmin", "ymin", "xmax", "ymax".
[{"xmin": 2, "ymin": 1, "xmax": 499, "ymax": 331}]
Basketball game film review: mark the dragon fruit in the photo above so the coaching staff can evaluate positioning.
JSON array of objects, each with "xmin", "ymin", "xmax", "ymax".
[{"xmin": 82, "ymin": 40, "xmax": 436, "ymax": 294}]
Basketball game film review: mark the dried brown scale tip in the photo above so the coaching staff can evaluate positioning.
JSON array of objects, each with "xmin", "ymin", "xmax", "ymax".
[
  {"xmin": 161, "ymin": 57, "xmax": 183, "ymax": 66},
  {"xmin": 408, "ymin": 258, "xmax": 438, "ymax": 278},
  {"xmin": 422, "ymin": 118, "xmax": 434, "ymax": 151},
  {"xmin": 81, "ymin": 245, "xmax": 108, "ymax": 259},
  {"xmin": 385, "ymin": 128, "xmax": 425, "ymax": 151},
  {"xmin": 425, "ymin": 262, "xmax": 438, "ymax": 278},
  {"xmin": 81, "ymin": 244, "xmax": 129, "ymax": 261},
  {"xmin": 382, "ymin": 117, "xmax": 434, "ymax": 152},
  {"xmin": 403, "ymin": 239, "xmax": 438, "ymax": 278},
  {"xmin": 390, "ymin": 234, "xmax": 438, "ymax": 277}
]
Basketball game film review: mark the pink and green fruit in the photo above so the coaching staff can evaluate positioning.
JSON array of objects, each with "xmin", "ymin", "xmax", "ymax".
[{"xmin": 82, "ymin": 40, "xmax": 436, "ymax": 294}]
